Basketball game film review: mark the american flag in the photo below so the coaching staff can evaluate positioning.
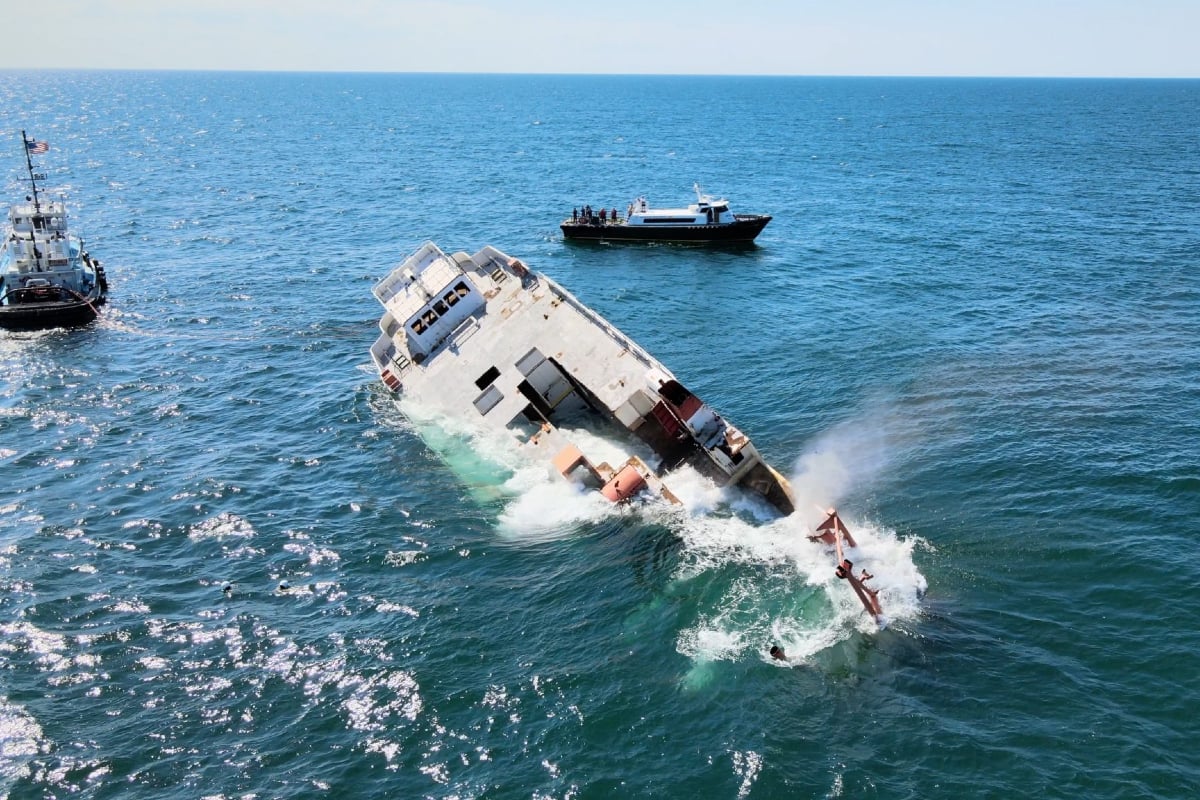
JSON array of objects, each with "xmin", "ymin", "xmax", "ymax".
[{"xmin": 25, "ymin": 139, "xmax": 49, "ymax": 154}]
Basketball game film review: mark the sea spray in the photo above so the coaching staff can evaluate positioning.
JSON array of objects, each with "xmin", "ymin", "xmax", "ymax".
[{"xmin": 390, "ymin": 391, "xmax": 927, "ymax": 666}]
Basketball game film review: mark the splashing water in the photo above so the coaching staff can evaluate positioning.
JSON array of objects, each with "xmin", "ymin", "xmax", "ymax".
[
  {"xmin": 385, "ymin": 393, "xmax": 928, "ymax": 672},
  {"xmin": 668, "ymin": 403, "xmax": 929, "ymax": 675}
]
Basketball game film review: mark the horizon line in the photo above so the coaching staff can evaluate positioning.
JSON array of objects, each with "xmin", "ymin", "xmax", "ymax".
[{"xmin": 1, "ymin": 67, "xmax": 1198, "ymax": 81}]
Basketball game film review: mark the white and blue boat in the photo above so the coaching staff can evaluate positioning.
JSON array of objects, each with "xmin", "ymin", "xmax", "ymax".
[{"xmin": 0, "ymin": 132, "xmax": 107, "ymax": 330}]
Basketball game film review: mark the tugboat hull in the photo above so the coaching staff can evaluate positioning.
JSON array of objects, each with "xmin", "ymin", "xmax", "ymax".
[{"xmin": 0, "ymin": 291, "xmax": 104, "ymax": 331}]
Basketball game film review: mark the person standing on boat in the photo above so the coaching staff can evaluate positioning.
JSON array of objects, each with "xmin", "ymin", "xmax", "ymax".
[
  {"xmin": 572, "ymin": 207, "xmax": 578, "ymax": 222},
  {"xmin": 599, "ymin": 207, "xmax": 607, "ymax": 223}
]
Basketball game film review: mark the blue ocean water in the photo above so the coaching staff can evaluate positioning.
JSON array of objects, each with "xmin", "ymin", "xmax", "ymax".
[{"xmin": 1, "ymin": 72, "xmax": 1199, "ymax": 799}]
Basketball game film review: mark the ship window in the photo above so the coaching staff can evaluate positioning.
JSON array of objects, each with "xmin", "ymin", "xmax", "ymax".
[
  {"xmin": 422, "ymin": 310, "xmax": 438, "ymax": 326},
  {"xmin": 444, "ymin": 290, "xmax": 459, "ymax": 306},
  {"xmin": 411, "ymin": 318, "xmax": 427, "ymax": 334},
  {"xmin": 455, "ymin": 282, "xmax": 470, "ymax": 298},
  {"xmin": 475, "ymin": 365, "xmax": 501, "ymax": 390},
  {"xmin": 434, "ymin": 300, "xmax": 449, "ymax": 315},
  {"xmin": 474, "ymin": 385, "xmax": 503, "ymax": 416}
]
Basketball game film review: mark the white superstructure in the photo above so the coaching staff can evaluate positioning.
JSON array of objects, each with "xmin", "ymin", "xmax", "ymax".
[{"xmin": 625, "ymin": 184, "xmax": 737, "ymax": 227}]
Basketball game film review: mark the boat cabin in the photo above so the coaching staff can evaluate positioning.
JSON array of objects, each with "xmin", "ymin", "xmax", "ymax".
[
  {"xmin": 372, "ymin": 242, "xmax": 487, "ymax": 364},
  {"xmin": 625, "ymin": 192, "xmax": 735, "ymax": 227},
  {"xmin": 9, "ymin": 199, "xmax": 70, "ymax": 236}
]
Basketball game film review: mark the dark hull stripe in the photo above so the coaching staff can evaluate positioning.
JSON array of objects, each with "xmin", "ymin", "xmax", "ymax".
[
  {"xmin": 561, "ymin": 215, "xmax": 771, "ymax": 243},
  {"xmin": 0, "ymin": 293, "xmax": 106, "ymax": 330}
]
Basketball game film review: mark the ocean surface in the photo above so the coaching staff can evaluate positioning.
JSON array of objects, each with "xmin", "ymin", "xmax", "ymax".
[{"xmin": 1, "ymin": 72, "xmax": 1198, "ymax": 799}]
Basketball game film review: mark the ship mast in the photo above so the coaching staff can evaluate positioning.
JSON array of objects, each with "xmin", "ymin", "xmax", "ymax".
[{"xmin": 21, "ymin": 129, "xmax": 41, "ymax": 213}]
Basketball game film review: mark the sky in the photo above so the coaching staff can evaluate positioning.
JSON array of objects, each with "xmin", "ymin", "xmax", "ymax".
[{"xmin": 3, "ymin": 0, "xmax": 1198, "ymax": 78}]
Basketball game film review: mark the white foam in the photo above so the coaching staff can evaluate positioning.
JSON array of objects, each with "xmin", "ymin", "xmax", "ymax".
[
  {"xmin": 388, "ymin": 393, "xmax": 927, "ymax": 663},
  {"xmin": 392, "ymin": 397, "xmax": 625, "ymax": 541},
  {"xmin": 496, "ymin": 470, "xmax": 615, "ymax": 541}
]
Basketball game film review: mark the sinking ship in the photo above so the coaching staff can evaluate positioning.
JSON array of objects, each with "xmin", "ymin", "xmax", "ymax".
[{"xmin": 370, "ymin": 242, "xmax": 795, "ymax": 513}]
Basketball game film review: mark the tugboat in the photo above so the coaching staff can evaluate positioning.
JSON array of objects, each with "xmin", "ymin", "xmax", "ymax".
[
  {"xmin": 561, "ymin": 184, "xmax": 771, "ymax": 244},
  {"xmin": 370, "ymin": 241, "xmax": 795, "ymax": 514},
  {"xmin": 0, "ymin": 132, "xmax": 108, "ymax": 331}
]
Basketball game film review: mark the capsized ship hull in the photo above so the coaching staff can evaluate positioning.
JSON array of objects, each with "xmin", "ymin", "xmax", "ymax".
[{"xmin": 370, "ymin": 242, "xmax": 795, "ymax": 514}]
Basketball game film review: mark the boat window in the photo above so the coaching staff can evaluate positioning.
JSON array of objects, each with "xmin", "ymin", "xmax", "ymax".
[
  {"xmin": 455, "ymin": 282, "xmax": 470, "ymax": 298},
  {"xmin": 422, "ymin": 310, "xmax": 438, "ymax": 326},
  {"xmin": 433, "ymin": 300, "xmax": 448, "ymax": 315},
  {"xmin": 475, "ymin": 365, "xmax": 501, "ymax": 390},
  {"xmin": 411, "ymin": 318, "xmax": 426, "ymax": 334},
  {"xmin": 474, "ymin": 385, "xmax": 503, "ymax": 416},
  {"xmin": 444, "ymin": 290, "xmax": 459, "ymax": 306}
]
